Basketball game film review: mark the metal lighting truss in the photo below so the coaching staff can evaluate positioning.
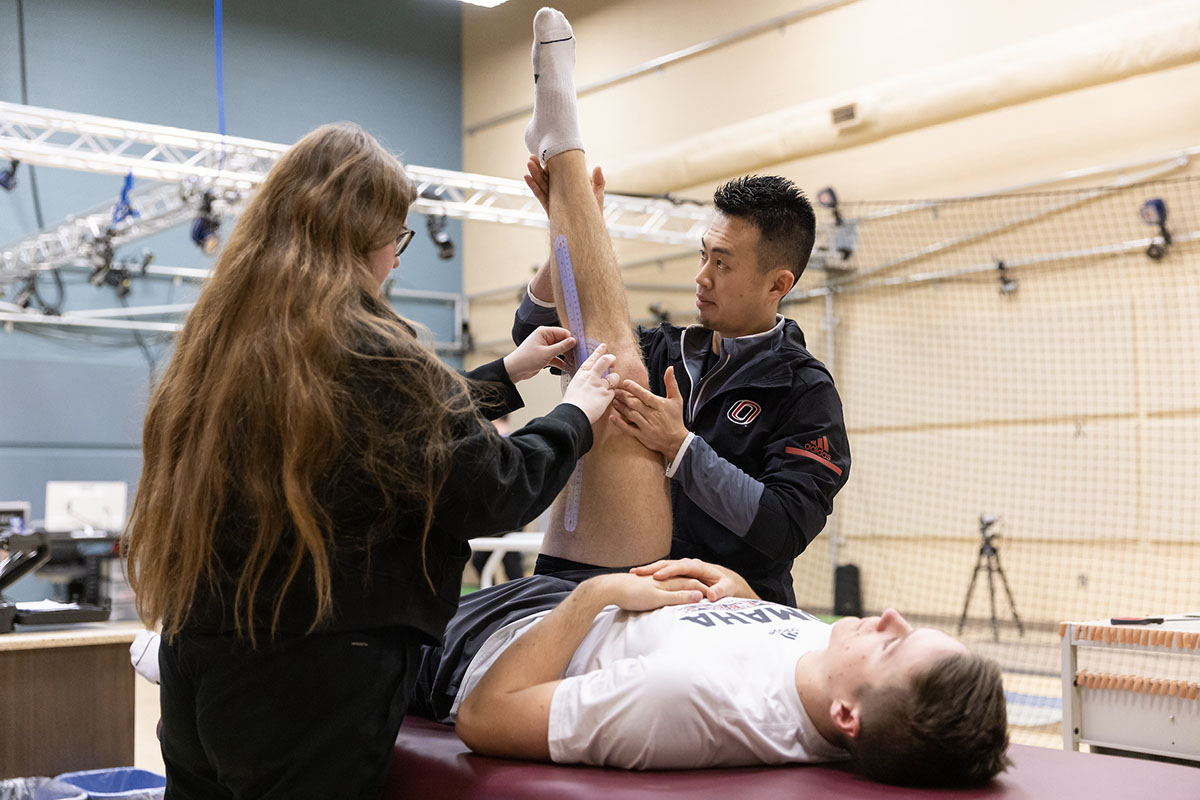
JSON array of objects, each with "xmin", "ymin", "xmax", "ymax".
[
  {"xmin": 1, "ymin": 180, "xmax": 235, "ymax": 278},
  {"xmin": 406, "ymin": 164, "xmax": 711, "ymax": 245},
  {"xmin": 0, "ymin": 102, "xmax": 712, "ymax": 352},
  {"xmin": 0, "ymin": 101, "xmax": 712, "ymax": 280},
  {"xmin": 0, "ymin": 101, "xmax": 283, "ymax": 189}
]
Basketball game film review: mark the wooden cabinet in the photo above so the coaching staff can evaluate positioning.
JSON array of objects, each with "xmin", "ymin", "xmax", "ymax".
[{"xmin": 0, "ymin": 626, "xmax": 138, "ymax": 779}]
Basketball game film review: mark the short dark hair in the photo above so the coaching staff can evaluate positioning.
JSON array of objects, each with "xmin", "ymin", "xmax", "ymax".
[
  {"xmin": 712, "ymin": 175, "xmax": 816, "ymax": 280},
  {"xmin": 847, "ymin": 652, "xmax": 1011, "ymax": 788}
]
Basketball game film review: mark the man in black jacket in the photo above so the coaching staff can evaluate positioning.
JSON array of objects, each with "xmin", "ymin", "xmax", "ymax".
[{"xmin": 514, "ymin": 174, "xmax": 849, "ymax": 606}]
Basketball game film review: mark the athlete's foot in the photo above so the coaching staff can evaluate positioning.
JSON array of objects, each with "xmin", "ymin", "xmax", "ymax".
[{"xmin": 524, "ymin": 7, "xmax": 583, "ymax": 165}]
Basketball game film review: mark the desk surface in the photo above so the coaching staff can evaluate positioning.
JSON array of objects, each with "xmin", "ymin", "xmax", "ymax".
[{"xmin": 0, "ymin": 621, "xmax": 142, "ymax": 652}]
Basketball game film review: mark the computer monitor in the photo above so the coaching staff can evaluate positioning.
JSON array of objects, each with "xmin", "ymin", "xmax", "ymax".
[{"xmin": 43, "ymin": 482, "xmax": 128, "ymax": 533}]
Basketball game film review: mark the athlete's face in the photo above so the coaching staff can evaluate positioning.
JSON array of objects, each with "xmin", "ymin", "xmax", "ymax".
[
  {"xmin": 694, "ymin": 213, "xmax": 786, "ymax": 339},
  {"xmin": 825, "ymin": 609, "xmax": 968, "ymax": 698}
]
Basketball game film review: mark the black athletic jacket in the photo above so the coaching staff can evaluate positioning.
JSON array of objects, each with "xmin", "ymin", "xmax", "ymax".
[
  {"xmin": 515, "ymin": 301, "xmax": 849, "ymax": 606},
  {"xmin": 181, "ymin": 357, "xmax": 592, "ymax": 644}
]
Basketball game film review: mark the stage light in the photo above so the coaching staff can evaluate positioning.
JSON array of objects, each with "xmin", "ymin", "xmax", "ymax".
[
  {"xmin": 1140, "ymin": 198, "xmax": 1172, "ymax": 261},
  {"xmin": 1139, "ymin": 198, "xmax": 1167, "ymax": 226},
  {"xmin": 105, "ymin": 263, "xmax": 133, "ymax": 299},
  {"xmin": 817, "ymin": 186, "xmax": 857, "ymax": 259},
  {"xmin": 11, "ymin": 281, "xmax": 34, "ymax": 309},
  {"xmin": 426, "ymin": 212, "xmax": 455, "ymax": 260},
  {"xmin": 87, "ymin": 229, "xmax": 116, "ymax": 289},
  {"xmin": 0, "ymin": 160, "xmax": 18, "ymax": 192},
  {"xmin": 191, "ymin": 191, "xmax": 221, "ymax": 255},
  {"xmin": 996, "ymin": 260, "xmax": 1018, "ymax": 296},
  {"xmin": 817, "ymin": 186, "xmax": 843, "ymax": 226}
]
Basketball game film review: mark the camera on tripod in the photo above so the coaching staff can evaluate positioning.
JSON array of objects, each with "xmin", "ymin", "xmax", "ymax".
[
  {"xmin": 979, "ymin": 514, "xmax": 999, "ymax": 553},
  {"xmin": 958, "ymin": 513, "xmax": 1024, "ymax": 642}
]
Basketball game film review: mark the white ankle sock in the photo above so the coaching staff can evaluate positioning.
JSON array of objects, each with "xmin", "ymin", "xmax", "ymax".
[{"xmin": 524, "ymin": 7, "xmax": 583, "ymax": 165}]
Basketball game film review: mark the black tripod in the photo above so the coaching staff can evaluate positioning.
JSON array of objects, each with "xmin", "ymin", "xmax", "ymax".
[{"xmin": 957, "ymin": 514, "xmax": 1024, "ymax": 642}]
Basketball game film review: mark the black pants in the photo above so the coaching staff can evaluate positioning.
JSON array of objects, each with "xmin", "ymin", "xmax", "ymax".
[
  {"xmin": 159, "ymin": 627, "xmax": 420, "ymax": 800},
  {"xmin": 411, "ymin": 555, "xmax": 646, "ymax": 722}
]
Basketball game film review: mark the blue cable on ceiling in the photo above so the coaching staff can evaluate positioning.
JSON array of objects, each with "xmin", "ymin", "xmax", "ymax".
[{"xmin": 215, "ymin": 0, "xmax": 226, "ymax": 138}]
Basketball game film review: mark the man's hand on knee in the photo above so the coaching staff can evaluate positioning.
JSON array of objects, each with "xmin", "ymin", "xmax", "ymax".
[{"xmin": 610, "ymin": 366, "xmax": 689, "ymax": 459}]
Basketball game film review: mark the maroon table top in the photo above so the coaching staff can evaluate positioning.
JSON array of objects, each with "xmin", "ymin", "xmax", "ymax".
[{"xmin": 386, "ymin": 716, "xmax": 1200, "ymax": 799}]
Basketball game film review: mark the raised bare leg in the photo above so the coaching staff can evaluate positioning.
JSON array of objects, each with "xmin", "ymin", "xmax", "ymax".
[{"xmin": 525, "ymin": 8, "xmax": 671, "ymax": 566}]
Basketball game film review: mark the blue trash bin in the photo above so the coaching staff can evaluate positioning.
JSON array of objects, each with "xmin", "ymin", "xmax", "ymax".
[
  {"xmin": 52, "ymin": 769, "xmax": 164, "ymax": 800},
  {"xmin": 0, "ymin": 777, "xmax": 87, "ymax": 800}
]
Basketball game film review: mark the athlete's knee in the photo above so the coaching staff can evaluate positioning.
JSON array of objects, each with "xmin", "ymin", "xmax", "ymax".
[{"xmin": 608, "ymin": 341, "xmax": 649, "ymax": 389}]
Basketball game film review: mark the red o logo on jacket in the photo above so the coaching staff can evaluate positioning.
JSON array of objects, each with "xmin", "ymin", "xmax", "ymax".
[{"xmin": 727, "ymin": 400, "xmax": 762, "ymax": 426}]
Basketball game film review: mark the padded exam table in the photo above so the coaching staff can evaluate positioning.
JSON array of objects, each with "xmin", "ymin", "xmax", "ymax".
[{"xmin": 386, "ymin": 716, "xmax": 1200, "ymax": 799}]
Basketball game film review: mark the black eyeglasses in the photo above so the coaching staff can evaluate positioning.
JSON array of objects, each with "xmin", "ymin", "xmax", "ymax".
[{"xmin": 395, "ymin": 228, "xmax": 415, "ymax": 258}]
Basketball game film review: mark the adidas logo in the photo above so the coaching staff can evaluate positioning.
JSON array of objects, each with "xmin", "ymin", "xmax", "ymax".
[
  {"xmin": 803, "ymin": 436, "xmax": 831, "ymax": 460},
  {"xmin": 785, "ymin": 436, "xmax": 842, "ymax": 476}
]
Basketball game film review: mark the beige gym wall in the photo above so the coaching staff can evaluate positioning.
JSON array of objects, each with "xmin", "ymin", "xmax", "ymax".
[{"xmin": 459, "ymin": 0, "xmax": 1200, "ymax": 622}]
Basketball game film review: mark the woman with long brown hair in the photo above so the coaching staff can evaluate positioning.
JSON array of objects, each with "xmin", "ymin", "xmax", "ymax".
[{"xmin": 124, "ymin": 122, "xmax": 619, "ymax": 799}]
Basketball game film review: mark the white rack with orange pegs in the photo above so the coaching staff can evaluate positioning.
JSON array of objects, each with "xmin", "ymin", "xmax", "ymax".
[{"xmin": 1059, "ymin": 615, "xmax": 1200, "ymax": 762}]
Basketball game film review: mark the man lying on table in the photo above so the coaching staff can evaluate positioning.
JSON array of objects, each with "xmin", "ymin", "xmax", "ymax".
[{"xmin": 410, "ymin": 557, "xmax": 1010, "ymax": 789}]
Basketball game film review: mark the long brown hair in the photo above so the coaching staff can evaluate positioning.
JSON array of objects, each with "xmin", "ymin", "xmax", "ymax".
[{"xmin": 125, "ymin": 122, "xmax": 482, "ymax": 643}]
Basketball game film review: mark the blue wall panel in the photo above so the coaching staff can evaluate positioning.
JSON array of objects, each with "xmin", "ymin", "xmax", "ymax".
[{"xmin": 0, "ymin": 0, "xmax": 463, "ymax": 598}]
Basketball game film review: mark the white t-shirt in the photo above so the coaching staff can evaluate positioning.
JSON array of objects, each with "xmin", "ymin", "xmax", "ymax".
[{"xmin": 452, "ymin": 597, "xmax": 848, "ymax": 770}]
